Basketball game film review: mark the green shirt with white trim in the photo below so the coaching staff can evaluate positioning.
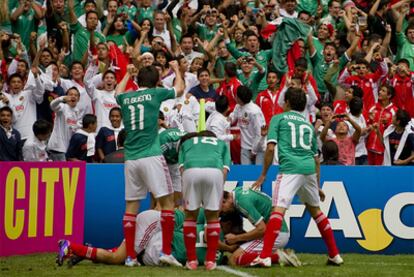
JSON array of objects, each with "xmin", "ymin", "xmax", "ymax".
[{"xmin": 159, "ymin": 128, "xmax": 187, "ymax": 164}]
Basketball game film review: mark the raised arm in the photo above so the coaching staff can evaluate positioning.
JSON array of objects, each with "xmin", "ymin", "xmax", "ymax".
[
  {"xmin": 169, "ymin": 60, "xmax": 184, "ymax": 98},
  {"xmin": 68, "ymin": 0, "xmax": 78, "ymax": 24}
]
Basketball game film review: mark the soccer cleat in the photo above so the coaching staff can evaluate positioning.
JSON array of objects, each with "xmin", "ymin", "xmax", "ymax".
[
  {"xmin": 204, "ymin": 261, "xmax": 217, "ymax": 271},
  {"xmin": 250, "ymin": 256, "xmax": 272, "ymax": 267},
  {"xmin": 159, "ymin": 253, "xmax": 183, "ymax": 267},
  {"xmin": 124, "ymin": 256, "xmax": 140, "ymax": 267},
  {"xmin": 67, "ymin": 254, "xmax": 84, "ymax": 268},
  {"xmin": 185, "ymin": 260, "xmax": 198, "ymax": 270},
  {"xmin": 327, "ymin": 254, "xmax": 344, "ymax": 266},
  {"xmin": 56, "ymin": 240, "xmax": 71, "ymax": 266},
  {"xmin": 277, "ymin": 249, "xmax": 301, "ymax": 267}
]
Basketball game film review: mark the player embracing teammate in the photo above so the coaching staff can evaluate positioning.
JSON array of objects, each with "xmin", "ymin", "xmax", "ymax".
[{"xmin": 252, "ymin": 87, "xmax": 343, "ymax": 267}]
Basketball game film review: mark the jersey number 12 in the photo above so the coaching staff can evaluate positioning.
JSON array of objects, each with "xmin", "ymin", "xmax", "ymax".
[{"xmin": 128, "ymin": 104, "xmax": 144, "ymax": 131}]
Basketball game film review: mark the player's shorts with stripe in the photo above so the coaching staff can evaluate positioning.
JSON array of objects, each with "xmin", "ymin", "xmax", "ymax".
[
  {"xmin": 134, "ymin": 210, "xmax": 162, "ymax": 265},
  {"xmin": 272, "ymin": 173, "xmax": 319, "ymax": 208},
  {"xmin": 239, "ymin": 232, "xmax": 289, "ymax": 253},
  {"xmin": 125, "ymin": 155, "xmax": 173, "ymax": 201},
  {"xmin": 168, "ymin": 163, "xmax": 182, "ymax": 192},
  {"xmin": 182, "ymin": 168, "xmax": 224, "ymax": 211}
]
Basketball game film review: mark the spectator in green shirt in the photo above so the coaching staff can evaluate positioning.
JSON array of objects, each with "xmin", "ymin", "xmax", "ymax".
[
  {"xmin": 237, "ymin": 56, "xmax": 266, "ymax": 101},
  {"xmin": 394, "ymin": 4, "xmax": 414, "ymax": 71}
]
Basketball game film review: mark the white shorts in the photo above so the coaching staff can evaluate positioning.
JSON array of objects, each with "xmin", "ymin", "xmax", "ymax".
[
  {"xmin": 239, "ymin": 232, "xmax": 289, "ymax": 253},
  {"xmin": 125, "ymin": 156, "xmax": 173, "ymax": 201},
  {"xmin": 272, "ymin": 174, "xmax": 320, "ymax": 208},
  {"xmin": 142, "ymin": 233, "xmax": 163, "ymax": 266},
  {"xmin": 134, "ymin": 210, "xmax": 161, "ymax": 256},
  {"xmin": 168, "ymin": 163, "xmax": 182, "ymax": 192},
  {"xmin": 182, "ymin": 168, "xmax": 224, "ymax": 211}
]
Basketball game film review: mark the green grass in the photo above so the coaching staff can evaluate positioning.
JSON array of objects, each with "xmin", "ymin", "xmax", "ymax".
[{"xmin": 1, "ymin": 253, "xmax": 413, "ymax": 277}]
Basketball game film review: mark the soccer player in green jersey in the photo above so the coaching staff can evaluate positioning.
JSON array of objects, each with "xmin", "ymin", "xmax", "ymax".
[
  {"xmin": 221, "ymin": 187, "xmax": 300, "ymax": 267},
  {"xmin": 178, "ymin": 131, "xmax": 231, "ymax": 270},
  {"xmin": 252, "ymin": 88, "xmax": 343, "ymax": 267},
  {"xmin": 115, "ymin": 61, "xmax": 184, "ymax": 267},
  {"xmin": 158, "ymin": 111, "xmax": 187, "ymax": 206}
]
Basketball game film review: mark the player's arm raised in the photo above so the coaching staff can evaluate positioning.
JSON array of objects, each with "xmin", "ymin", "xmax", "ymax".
[{"xmin": 169, "ymin": 60, "xmax": 185, "ymax": 98}]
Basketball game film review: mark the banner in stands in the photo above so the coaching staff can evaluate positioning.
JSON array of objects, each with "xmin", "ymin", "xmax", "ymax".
[
  {"xmin": 0, "ymin": 162, "xmax": 86, "ymax": 256},
  {"xmin": 85, "ymin": 165, "xmax": 413, "ymax": 254}
]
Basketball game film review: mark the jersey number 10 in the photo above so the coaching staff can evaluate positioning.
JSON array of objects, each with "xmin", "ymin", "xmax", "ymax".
[
  {"xmin": 128, "ymin": 104, "xmax": 144, "ymax": 131},
  {"xmin": 287, "ymin": 122, "xmax": 313, "ymax": 150}
]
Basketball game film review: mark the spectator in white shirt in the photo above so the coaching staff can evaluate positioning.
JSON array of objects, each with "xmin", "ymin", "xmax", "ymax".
[
  {"xmin": 230, "ymin": 86, "xmax": 266, "ymax": 165},
  {"xmin": 153, "ymin": 11, "xmax": 172, "ymax": 50},
  {"xmin": 348, "ymin": 97, "xmax": 369, "ymax": 165},
  {"xmin": 179, "ymin": 34, "xmax": 203, "ymax": 65},
  {"xmin": 47, "ymin": 87, "xmax": 82, "ymax": 161},
  {"xmin": 206, "ymin": 95, "xmax": 238, "ymax": 148},
  {"xmin": 85, "ymin": 65, "xmax": 118, "ymax": 130},
  {"xmin": 23, "ymin": 119, "xmax": 52, "ymax": 161}
]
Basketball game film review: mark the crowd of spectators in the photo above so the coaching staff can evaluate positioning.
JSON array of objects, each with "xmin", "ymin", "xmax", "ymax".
[{"xmin": 0, "ymin": 0, "xmax": 413, "ymax": 166}]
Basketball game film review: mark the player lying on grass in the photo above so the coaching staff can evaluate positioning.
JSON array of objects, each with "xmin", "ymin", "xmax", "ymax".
[
  {"xmin": 220, "ymin": 187, "xmax": 300, "ymax": 267},
  {"xmin": 56, "ymin": 209, "xmax": 224, "ymax": 267},
  {"xmin": 251, "ymin": 87, "xmax": 343, "ymax": 267},
  {"xmin": 178, "ymin": 130, "xmax": 230, "ymax": 270}
]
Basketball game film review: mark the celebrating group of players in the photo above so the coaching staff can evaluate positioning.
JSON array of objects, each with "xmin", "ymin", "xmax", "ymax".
[{"xmin": 56, "ymin": 61, "xmax": 343, "ymax": 270}]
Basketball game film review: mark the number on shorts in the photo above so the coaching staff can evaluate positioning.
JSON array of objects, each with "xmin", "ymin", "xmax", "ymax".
[
  {"xmin": 128, "ymin": 104, "xmax": 144, "ymax": 130},
  {"xmin": 193, "ymin": 137, "xmax": 218, "ymax": 145},
  {"xmin": 287, "ymin": 122, "xmax": 313, "ymax": 150}
]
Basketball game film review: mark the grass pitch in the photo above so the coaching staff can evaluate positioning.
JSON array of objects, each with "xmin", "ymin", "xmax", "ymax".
[{"xmin": 1, "ymin": 253, "xmax": 413, "ymax": 277}]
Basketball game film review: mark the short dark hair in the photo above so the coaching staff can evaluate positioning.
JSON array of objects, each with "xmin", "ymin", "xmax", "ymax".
[
  {"xmin": 70, "ymin": 61, "xmax": 84, "ymax": 71},
  {"xmin": 322, "ymin": 140, "xmax": 339, "ymax": 163},
  {"xmin": 0, "ymin": 106, "xmax": 13, "ymax": 115},
  {"xmin": 82, "ymin": 114, "xmax": 97, "ymax": 128},
  {"xmin": 243, "ymin": 29, "xmax": 258, "ymax": 40},
  {"xmin": 350, "ymin": 85, "xmax": 363, "ymax": 99},
  {"xmin": 236, "ymin": 86, "xmax": 252, "ymax": 104},
  {"xmin": 158, "ymin": 111, "xmax": 165, "ymax": 120},
  {"xmin": 215, "ymin": 95, "xmax": 229, "ymax": 114},
  {"xmin": 84, "ymin": 0, "xmax": 97, "ymax": 8},
  {"xmin": 33, "ymin": 119, "xmax": 52, "ymax": 136},
  {"xmin": 103, "ymin": 70, "xmax": 116, "ymax": 80},
  {"xmin": 7, "ymin": 73, "xmax": 23, "ymax": 84},
  {"xmin": 395, "ymin": 109, "xmax": 411, "ymax": 128},
  {"xmin": 355, "ymin": 58, "xmax": 369, "ymax": 66},
  {"xmin": 109, "ymin": 107, "xmax": 122, "ymax": 118},
  {"xmin": 41, "ymin": 48, "xmax": 54, "ymax": 58},
  {"xmin": 178, "ymin": 132, "xmax": 198, "ymax": 149},
  {"xmin": 294, "ymin": 57, "xmax": 308, "ymax": 69},
  {"xmin": 267, "ymin": 70, "xmax": 278, "ymax": 78},
  {"xmin": 117, "ymin": 129, "xmax": 126, "ymax": 147},
  {"xmin": 397, "ymin": 59, "xmax": 410, "ymax": 68},
  {"xmin": 349, "ymin": 97, "xmax": 363, "ymax": 116},
  {"xmin": 85, "ymin": 10, "xmax": 99, "ymax": 20},
  {"xmin": 285, "ymin": 88, "xmax": 307, "ymax": 112},
  {"xmin": 320, "ymin": 102, "xmax": 333, "ymax": 110},
  {"xmin": 66, "ymin": 86, "xmax": 80, "ymax": 97},
  {"xmin": 137, "ymin": 65, "xmax": 159, "ymax": 88},
  {"xmin": 197, "ymin": 68, "xmax": 210, "ymax": 78},
  {"xmin": 198, "ymin": 130, "xmax": 216, "ymax": 138},
  {"xmin": 17, "ymin": 59, "xmax": 29, "ymax": 70},
  {"xmin": 180, "ymin": 33, "xmax": 193, "ymax": 43},
  {"xmin": 224, "ymin": 62, "xmax": 237, "ymax": 77}
]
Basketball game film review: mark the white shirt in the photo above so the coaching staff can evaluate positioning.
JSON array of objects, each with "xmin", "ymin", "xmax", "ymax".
[
  {"xmin": 78, "ymin": 14, "xmax": 102, "ymax": 33},
  {"xmin": 23, "ymin": 135, "xmax": 48, "ymax": 161},
  {"xmin": 278, "ymin": 83, "xmax": 318, "ymax": 122},
  {"xmin": 3, "ymin": 76, "xmax": 45, "ymax": 140},
  {"xmin": 60, "ymin": 78, "xmax": 93, "ymax": 118},
  {"xmin": 230, "ymin": 102, "xmax": 265, "ymax": 152},
  {"xmin": 182, "ymin": 50, "xmax": 204, "ymax": 65},
  {"xmin": 47, "ymin": 97, "xmax": 82, "ymax": 153},
  {"xmin": 206, "ymin": 111, "xmax": 233, "ymax": 148},
  {"xmin": 162, "ymin": 72, "xmax": 199, "ymax": 101},
  {"xmin": 160, "ymin": 96, "xmax": 200, "ymax": 133},
  {"xmin": 153, "ymin": 28, "xmax": 172, "ymax": 50},
  {"xmin": 348, "ymin": 114, "xmax": 368, "ymax": 157}
]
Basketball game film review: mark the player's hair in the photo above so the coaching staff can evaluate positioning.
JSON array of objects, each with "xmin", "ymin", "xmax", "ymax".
[
  {"xmin": 117, "ymin": 129, "xmax": 126, "ymax": 147},
  {"xmin": 158, "ymin": 111, "xmax": 165, "ymax": 120},
  {"xmin": 178, "ymin": 132, "xmax": 198, "ymax": 149},
  {"xmin": 381, "ymin": 85, "xmax": 395, "ymax": 99},
  {"xmin": 285, "ymin": 88, "xmax": 306, "ymax": 112},
  {"xmin": 137, "ymin": 65, "xmax": 159, "ymax": 88},
  {"xmin": 7, "ymin": 73, "xmax": 23, "ymax": 84},
  {"xmin": 349, "ymin": 97, "xmax": 363, "ymax": 116},
  {"xmin": 395, "ymin": 109, "xmax": 411, "ymax": 128},
  {"xmin": 294, "ymin": 57, "xmax": 308, "ymax": 69},
  {"xmin": 220, "ymin": 210, "xmax": 245, "ymax": 235},
  {"xmin": 66, "ymin": 86, "xmax": 81, "ymax": 97},
  {"xmin": 0, "ymin": 106, "xmax": 13, "ymax": 115},
  {"xmin": 82, "ymin": 114, "xmax": 97, "ymax": 129},
  {"xmin": 322, "ymin": 140, "xmax": 340, "ymax": 164},
  {"xmin": 198, "ymin": 130, "xmax": 216, "ymax": 138},
  {"xmin": 215, "ymin": 95, "xmax": 229, "ymax": 114},
  {"xmin": 350, "ymin": 85, "xmax": 363, "ymax": 99},
  {"xmin": 224, "ymin": 62, "xmax": 238, "ymax": 77},
  {"xmin": 109, "ymin": 107, "xmax": 122, "ymax": 118},
  {"xmin": 32, "ymin": 119, "xmax": 52, "ymax": 136},
  {"xmin": 236, "ymin": 86, "xmax": 252, "ymax": 104}
]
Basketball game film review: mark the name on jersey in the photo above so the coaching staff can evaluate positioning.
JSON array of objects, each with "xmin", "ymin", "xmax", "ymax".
[
  {"xmin": 123, "ymin": 94, "xmax": 152, "ymax": 104},
  {"xmin": 283, "ymin": 114, "xmax": 306, "ymax": 122}
]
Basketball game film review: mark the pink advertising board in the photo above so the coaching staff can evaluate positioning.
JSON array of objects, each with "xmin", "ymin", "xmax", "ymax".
[{"xmin": 0, "ymin": 162, "xmax": 86, "ymax": 256}]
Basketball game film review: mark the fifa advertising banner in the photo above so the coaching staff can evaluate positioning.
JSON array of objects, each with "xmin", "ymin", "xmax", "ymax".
[
  {"xmin": 85, "ymin": 165, "xmax": 414, "ymax": 254},
  {"xmin": 0, "ymin": 162, "xmax": 86, "ymax": 256}
]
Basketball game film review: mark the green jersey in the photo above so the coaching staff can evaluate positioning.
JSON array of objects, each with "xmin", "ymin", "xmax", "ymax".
[
  {"xmin": 396, "ymin": 32, "xmax": 414, "ymax": 71},
  {"xmin": 214, "ymin": 55, "xmax": 237, "ymax": 78},
  {"xmin": 268, "ymin": 111, "xmax": 317, "ymax": 174},
  {"xmin": 136, "ymin": 7, "xmax": 154, "ymax": 23},
  {"xmin": 178, "ymin": 136, "xmax": 231, "ymax": 170},
  {"xmin": 237, "ymin": 70, "xmax": 266, "ymax": 101},
  {"xmin": 116, "ymin": 88, "xmax": 176, "ymax": 160},
  {"xmin": 159, "ymin": 128, "xmax": 186, "ymax": 164},
  {"xmin": 233, "ymin": 187, "xmax": 288, "ymax": 232},
  {"xmin": 195, "ymin": 23, "xmax": 220, "ymax": 42},
  {"xmin": 11, "ymin": 8, "xmax": 37, "ymax": 50},
  {"xmin": 106, "ymin": 32, "xmax": 134, "ymax": 47},
  {"xmin": 70, "ymin": 22, "xmax": 106, "ymax": 62}
]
